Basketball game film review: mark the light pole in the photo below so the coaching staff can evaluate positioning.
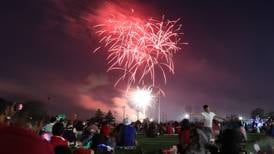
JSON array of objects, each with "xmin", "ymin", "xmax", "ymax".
[
  {"xmin": 158, "ymin": 96, "xmax": 161, "ymax": 124},
  {"xmin": 184, "ymin": 113, "xmax": 190, "ymax": 119},
  {"xmin": 137, "ymin": 110, "xmax": 139, "ymax": 121},
  {"xmin": 155, "ymin": 90, "xmax": 162, "ymax": 124}
]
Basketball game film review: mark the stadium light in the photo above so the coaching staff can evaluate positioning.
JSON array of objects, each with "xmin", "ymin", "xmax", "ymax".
[{"xmin": 184, "ymin": 113, "xmax": 190, "ymax": 119}]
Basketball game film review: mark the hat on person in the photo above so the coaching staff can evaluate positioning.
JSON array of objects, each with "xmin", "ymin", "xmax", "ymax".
[
  {"xmin": 123, "ymin": 118, "xmax": 131, "ymax": 126},
  {"xmin": 88, "ymin": 124, "xmax": 99, "ymax": 133}
]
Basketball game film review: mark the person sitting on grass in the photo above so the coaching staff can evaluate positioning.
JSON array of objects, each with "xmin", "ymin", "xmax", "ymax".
[
  {"xmin": 167, "ymin": 123, "xmax": 174, "ymax": 134},
  {"xmin": 91, "ymin": 128, "xmax": 108, "ymax": 151},
  {"xmin": 114, "ymin": 123, "xmax": 124, "ymax": 147},
  {"xmin": 185, "ymin": 122, "xmax": 208, "ymax": 154},
  {"xmin": 73, "ymin": 135, "xmax": 95, "ymax": 154},
  {"xmin": 178, "ymin": 119, "xmax": 191, "ymax": 153},
  {"xmin": 147, "ymin": 122, "xmax": 157, "ymax": 137},
  {"xmin": 42, "ymin": 116, "xmax": 56, "ymax": 133},
  {"xmin": 50, "ymin": 122, "xmax": 69, "ymax": 149},
  {"xmin": 270, "ymin": 122, "xmax": 274, "ymax": 137},
  {"xmin": 55, "ymin": 146, "xmax": 72, "ymax": 154},
  {"xmin": 120, "ymin": 118, "xmax": 136, "ymax": 147},
  {"xmin": 220, "ymin": 128, "xmax": 243, "ymax": 154},
  {"xmin": 0, "ymin": 125, "xmax": 54, "ymax": 154},
  {"xmin": 101, "ymin": 121, "xmax": 112, "ymax": 138},
  {"xmin": 63, "ymin": 121, "xmax": 76, "ymax": 144}
]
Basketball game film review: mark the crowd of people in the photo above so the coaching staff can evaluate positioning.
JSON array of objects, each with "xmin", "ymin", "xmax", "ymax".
[
  {"xmin": 0, "ymin": 113, "xmax": 137, "ymax": 154},
  {"xmin": 0, "ymin": 103, "xmax": 273, "ymax": 154},
  {"xmin": 42, "ymin": 116, "xmax": 138, "ymax": 154}
]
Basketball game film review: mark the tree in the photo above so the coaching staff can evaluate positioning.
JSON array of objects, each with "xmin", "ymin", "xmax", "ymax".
[
  {"xmin": 19, "ymin": 100, "xmax": 48, "ymax": 121},
  {"xmin": 93, "ymin": 109, "xmax": 104, "ymax": 123},
  {"xmin": 104, "ymin": 110, "xmax": 115, "ymax": 123},
  {"xmin": 0, "ymin": 98, "xmax": 12, "ymax": 113},
  {"xmin": 225, "ymin": 114, "xmax": 238, "ymax": 121},
  {"xmin": 263, "ymin": 111, "xmax": 274, "ymax": 119},
  {"xmin": 251, "ymin": 108, "xmax": 264, "ymax": 119}
]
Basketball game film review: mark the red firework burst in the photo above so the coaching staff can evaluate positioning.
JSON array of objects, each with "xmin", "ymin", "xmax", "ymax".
[{"xmin": 94, "ymin": 11, "xmax": 185, "ymax": 90}]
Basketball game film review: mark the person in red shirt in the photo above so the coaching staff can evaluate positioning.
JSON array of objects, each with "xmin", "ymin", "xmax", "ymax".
[
  {"xmin": 101, "ymin": 122, "xmax": 111, "ymax": 138},
  {"xmin": 50, "ymin": 122, "xmax": 69, "ymax": 148},
  {"xmin": 166, "ymin": 123, "xmax": 173, "ymax": 134},
  {"xmin": 178, "ymin": 119, "xmax": 191, "ymax": 153},
  {"xmin": 0, "ymin": 125, "xmax": 54, "ymax": 154},
  {"xmin": 212, "ymin": 119, "xmax": 221, "ymax": 139}
]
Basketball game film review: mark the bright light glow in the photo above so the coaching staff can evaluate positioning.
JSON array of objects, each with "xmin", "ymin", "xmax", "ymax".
[
  {"xmin": 149, "ymin": 118, "xmax": 154, "ymax": 122},
  {"xmin": 17, "ymin": 103, "xmax": 23, "ymax": 111},
  {"xmin": 129, "ymin": 87, "xmax": 154, "ymax": 109},
  {"xmin": 41, "ymin": 132, "xmax": 52, "ymax": 141},
  {"xmin": 184, "ymin": 113, "xmax": 190, "ymax": 119},
  {"xmin": 239, "ymin": 116, "xmax": 243, "ymax": 120}
]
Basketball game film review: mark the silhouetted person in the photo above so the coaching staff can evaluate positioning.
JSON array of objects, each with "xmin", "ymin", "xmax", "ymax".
[
  {"xmin": 51, "ymin": 122, "xmax": 68, "ymax": 148},
  {"xmin": 43, "ymin": 116, "xmax": 57, "ymax": 133},
  {"xmin": 55, "ymin": 146, "xmax": 72, "ymax": 154},
  {"xmin": 0, "ymin": 125, "xmax": 54, "ymax": 154},
  {"xmin": 220, "ymin": 129, "xmax": 242, "ymax": 154}
]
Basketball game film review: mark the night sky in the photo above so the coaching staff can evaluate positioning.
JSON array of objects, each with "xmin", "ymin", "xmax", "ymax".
[{"xmin": 1, "ymin": 0, "xmax": 274, "ymax": 120}]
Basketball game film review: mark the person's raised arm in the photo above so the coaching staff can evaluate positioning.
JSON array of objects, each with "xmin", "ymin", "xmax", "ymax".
[{"xmin": 214, "ymin": 115, "xmax": 225, "ymax": 122}]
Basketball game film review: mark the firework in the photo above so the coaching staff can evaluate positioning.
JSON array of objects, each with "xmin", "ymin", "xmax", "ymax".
[
  {"xmin": 128, "ymin": 87, "xmax": 154, "ymax": 109},
  {"xmin": 127, "ymin": 86, "xmax": 154, "ymax": 117},
  {"xmin": 94, "ymin": 13, "xmax": 184, "ymax": 89}
]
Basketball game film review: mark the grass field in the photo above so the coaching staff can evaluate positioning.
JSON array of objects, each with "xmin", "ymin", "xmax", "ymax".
[
  {"xmin": 136, "ymin": 134, "xmax": 178, "ymax": 153},
  {"xmin": 116, "ymin": 134, "xmax": 178, "ymax": 154},
  {"xmin": 115, "ymin": 133, "xmax": 273, "ymax": 154},
  {"xmin": 243, "ymin": 133, "xmax": 274, "ymax": 153}
]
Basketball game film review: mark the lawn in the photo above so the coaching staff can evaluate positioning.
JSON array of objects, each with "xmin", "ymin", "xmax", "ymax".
[
  {"xmin": 243, "ymin": 133, "xmax": 274, "ymax": 153},
  {"xmin": 115, "ymin": 133, "xmax": 273, "ymax": 154},
  {"xmin": 116, "ymin": 134, "xmax": 178, "ymax": 154},
  {"xmin": 137, "ymin": 134, "xmax": 178, "ymax": 153}
]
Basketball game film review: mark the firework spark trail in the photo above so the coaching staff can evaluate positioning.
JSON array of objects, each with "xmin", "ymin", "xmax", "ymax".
[{"xmin": 94, "ymin": 15, "xmax": 184, "ymax": 90}]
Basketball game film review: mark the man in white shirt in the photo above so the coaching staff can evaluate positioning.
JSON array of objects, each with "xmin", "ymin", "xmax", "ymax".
[{"xmin": 201, "ymin": 105, "xmax": 216, "ymax": 141}]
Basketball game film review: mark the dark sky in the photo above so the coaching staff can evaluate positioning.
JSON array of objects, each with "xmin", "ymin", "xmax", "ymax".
[{"xmin": 1, "ymin": 0, "xmax": 274, "ymax": 120}]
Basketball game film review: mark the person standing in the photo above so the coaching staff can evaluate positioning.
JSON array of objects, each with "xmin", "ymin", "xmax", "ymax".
[{"xmin": 201, "ymin": 105, "xmax": 216, "ymax": 142}]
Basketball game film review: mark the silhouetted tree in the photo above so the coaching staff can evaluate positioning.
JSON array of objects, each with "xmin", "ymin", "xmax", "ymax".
[
  {"xmin": 251, "ymin": 108, "xmax": 264, "ymax": 119},
  {"xmin": 226, "ymin": 114, "xmax": 238, "ymax": 121},
  {"xmin": 263, "ymin": 111, "xmax": 274, "ymax": 119},
  {"xmin": 93, "ymin": 109, "xmax": 104, "ymax": 123},
  {"xmin": 0, "ymin": 98, "xmax": 12, "ymax": 113},
  {"xmin": 104, "ymin": 110, "xmax": 115, "ymax": 123}
]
